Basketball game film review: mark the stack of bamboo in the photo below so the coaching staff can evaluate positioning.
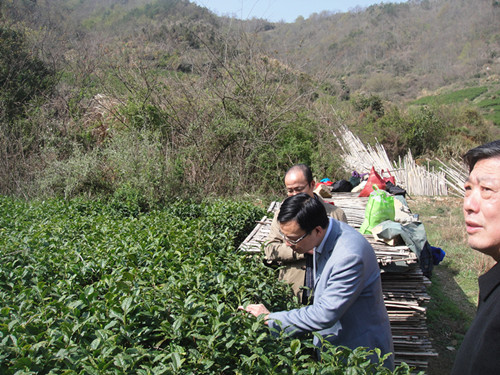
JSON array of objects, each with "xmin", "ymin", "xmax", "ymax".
[
  {"xmin": 395, "ymin": 152, "xmax": 448, "ymax": 196},
  {"xmin": 324, "ymin": 193, "xmax": 370, "ymax": 228},
  {"xmin": 238, "ymin": 194, "xmax": 436, "ymax": 371},
  {"xmin": 336, "ymin": 127, "xmax": 450, "ymax": 196},
  {"xmin": 238, "ymin": 216, "xmax": 272, "ymax": 253},
  {"xmin": 238, "ymin": 216, "xmax": 418, "ymax": 266},
  {"xmin": 381, "ymin": 266, "xmax": 435, "ymax": 369},
  {"xmin": 336, "ymin": 127, "xmax": 395, "ymax": 177}
]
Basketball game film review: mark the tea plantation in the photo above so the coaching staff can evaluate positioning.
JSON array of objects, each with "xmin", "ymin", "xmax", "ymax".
[{"xmin": 0, "ymin": 196, "xmax": 415, "ymax": 374}]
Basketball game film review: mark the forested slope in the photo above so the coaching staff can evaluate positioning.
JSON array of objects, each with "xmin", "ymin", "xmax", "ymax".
[
  {"xmin": 260, "ymin": 0, "xmax": 500, "ymax": 100},
  {"xmin": 0, "ymin": 0, "xmax": 498, "ymax": 201}
]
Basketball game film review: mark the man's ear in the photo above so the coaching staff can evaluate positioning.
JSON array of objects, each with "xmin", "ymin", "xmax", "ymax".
[{"xmin": 310, "ymin": 180, "xmax": 316, "ymax": 189}]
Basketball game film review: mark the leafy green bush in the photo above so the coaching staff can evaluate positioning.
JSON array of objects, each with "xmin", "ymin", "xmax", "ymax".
[
  {"xmin": 353, "ymin": 103, "xmax": 492, "ymax": 160},
  {"xmin": 0, "ymin": 26, "xmax": 58, "ymax": 196},
  {"xmin": 433, "ymin": 106, "xmax": 492, "ymax": 157},
  {"xmin": 253, "ymin": 113, "xmax": 318, "ymax": 193},
  {"xmin": 353, "ymin": 104, "xmax": 447, "ymax": 160},
  {"xmin": 352, "ymin": 94, "xmax": 385, "ymax": 118},
  {"xmin": 37, "ymin": 130, "xmax": 180, "ymax": 205},
  {"xmin": 0, "ymin": 197, "xmax": 416, "ymax": 374},
  {"xmin": 103, "ymin": 130, "xmax": 176, "ymax": 205},
  {"xmin": 37, "ymin": 144, "xmax": 112, "ymax": 199},
  {"xmin": 403, "ymin": 106, "xmax": 446, "ymax": 156},
  {"xmin": 120, "ymin": 101, "xmax": 171, "ymax": 135}
]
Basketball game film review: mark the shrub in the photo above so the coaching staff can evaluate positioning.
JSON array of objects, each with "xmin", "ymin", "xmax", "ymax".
[
  {"xmin": 254, "ymin": 113, "xmax": 318, "ymax": 194},
  {"xmin": 0, "ymin": 197, "xmax": 417, "ymax": 374},
  {"xmin": 37, "ymin": 129, "xmax": 180, "ymax": 205},
  {"xmin": 0, "ymin": 26, "xmax": 57, "ymax": 196},
  {"xmin": 352, "ymin": 94, "xmax": 385, "ymax": 118},
  {"xmin": 120, "ymin": 100, "xmax": 171, "ymax": 135},
  {"xmin": 356, "ymin": 105, "xmax": 451, "ymax": 160},
  {"xmin": 103, "ymin": 129, "xmax": 176, "ymax": 205},
  {"xmin": 403, "ymin": 105, "xmax": 446, "ymax": 157},
  {"xmin": 37, "ymin": 144, "xmax": 112, "ymax": 199}
]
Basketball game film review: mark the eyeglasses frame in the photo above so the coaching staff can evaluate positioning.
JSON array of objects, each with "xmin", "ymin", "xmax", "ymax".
[{"xmin": 279, "ymin": 229, "xmax": 311, "ymax": 245}]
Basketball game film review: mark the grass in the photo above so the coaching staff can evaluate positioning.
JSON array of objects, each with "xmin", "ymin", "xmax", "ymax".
[
  {"xmin": 407, "ymin": 196, "xmax": 495, "ymax": 374},
  {"xmin": 411, "ymin": 86, "xmax": 488, "ymax": 105},
  {"xmin": 411, "ymin": 85, "xmax": 500, "ymax": 125},
  {"xmin": 477, "ymin": 89, "xmax": 500, "ymax": 125}
]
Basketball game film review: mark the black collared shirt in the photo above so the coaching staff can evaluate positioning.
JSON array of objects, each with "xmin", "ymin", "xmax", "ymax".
[{"xmin": 451, "ymin": 261, "xmax": 500, "ymax": 375}]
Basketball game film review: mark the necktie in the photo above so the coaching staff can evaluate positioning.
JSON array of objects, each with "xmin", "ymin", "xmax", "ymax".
[{"xmin": 302, "ymin": 253, "xmax": 314, "ymax": 305}]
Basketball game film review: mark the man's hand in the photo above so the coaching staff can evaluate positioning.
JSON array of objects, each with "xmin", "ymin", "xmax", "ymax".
[{"xmin": 238, "ymin": 304, "xmax": 270, "ymax": 324}]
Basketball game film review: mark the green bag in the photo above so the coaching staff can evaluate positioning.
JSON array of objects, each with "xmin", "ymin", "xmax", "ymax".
[{"xmin": 359, "ymin": 185, "xmax": 395, "ymax": 234}]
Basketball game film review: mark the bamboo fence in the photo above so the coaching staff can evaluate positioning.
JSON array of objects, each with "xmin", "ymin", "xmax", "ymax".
[
  {"xmin": 335, "ymin": 127, "xmax": 468, "ymax": 196},
  {"xmin": 437, "ymin": 158, "xmax": 468, "ymax": 197}
]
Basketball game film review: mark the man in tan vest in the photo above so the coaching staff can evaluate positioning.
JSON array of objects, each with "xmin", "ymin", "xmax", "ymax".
[{"xmin": 264, "ymin": 164, "xmax": 347, "ymax": 303}]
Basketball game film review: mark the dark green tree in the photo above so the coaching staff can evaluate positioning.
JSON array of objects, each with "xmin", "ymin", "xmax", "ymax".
[{"xmin": 0, "ymin": 26, "xmax": 56, "ymax": 123}]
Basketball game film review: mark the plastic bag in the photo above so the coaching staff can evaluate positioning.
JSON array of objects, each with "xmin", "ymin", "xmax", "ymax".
[
  {"xmin": 349, "ymin": 171, "xmax": 362, "ymax": 188},
  {"xmin": 358, "ymin": 167, "xmax": 386, "ymax": 197},
  {"xmin": 385, "ymin": 181, "xmax": 407, "ymax": 197},
  {"xmin": 381, "ymin": 169, "xmax": 396, "ymax": 185},
  {"xmin": 359, "ymin": 185, "xmax": 395, "ymax": 234},
  {"xmin": 332, "ymin": 179, "xmax": 352, "ymax": 192}
]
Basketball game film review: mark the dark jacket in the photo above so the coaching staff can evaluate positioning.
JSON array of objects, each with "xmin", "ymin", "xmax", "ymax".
[{"xmin": 451, "ymin": 261, "xmax": 500, "ymax": 375}]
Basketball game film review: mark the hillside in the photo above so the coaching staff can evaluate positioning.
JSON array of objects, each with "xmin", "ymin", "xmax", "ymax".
[
  {"xmin": 70, "ymin": 0, "xmax": 500, "ymax": 124},
  {"xmin": 258, "ymin": 0, "xmax": 500, "ymax": 101},
  {"xmin": 0, "ymin": 0, "xmax": 498, "ymax": 199},
  {"xmin": 3, "ymin": 0, "xmax": 499, "ymax": 102}
]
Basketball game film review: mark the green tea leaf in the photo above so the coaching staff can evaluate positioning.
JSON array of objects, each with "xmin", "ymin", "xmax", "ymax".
[{"xmin": 121, "ymin": 296, "xmax": 133, "ymax": 313}]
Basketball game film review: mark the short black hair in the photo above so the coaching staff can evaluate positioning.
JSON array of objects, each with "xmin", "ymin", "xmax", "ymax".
[
  {"xmin": 285, "ymin": 164, "xmax": 313, "ymax": 184},
  {"xmin": 463, "ymin": 140, "xmax": 500, "ymax": 172},
  {"xmin": 277, "ymin": 193, "xmax": 329, "ymax": 232}
]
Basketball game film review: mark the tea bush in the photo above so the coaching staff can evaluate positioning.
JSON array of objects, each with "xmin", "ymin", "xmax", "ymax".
[{"xmin": 0, "ymin": 197, "xmax": 415, "ymax": 374}]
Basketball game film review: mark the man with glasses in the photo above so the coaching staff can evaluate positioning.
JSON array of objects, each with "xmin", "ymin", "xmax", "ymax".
[
  {"xmin": 264, "ymin": 164, "xmax": 347, "ymax": 304},
  {"xmin": 242, "ymin": 193, "xmax": 394, "ymax": 369}
]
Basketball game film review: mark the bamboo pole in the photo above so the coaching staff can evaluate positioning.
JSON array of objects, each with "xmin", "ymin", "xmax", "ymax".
[{"xmin": 336, "ymin": 127, "xmax": 451, "ymax": 196}]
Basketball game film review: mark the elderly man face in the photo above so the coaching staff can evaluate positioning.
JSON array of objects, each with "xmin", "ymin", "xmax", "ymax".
[
  {"xmin": 463, "ymin": 156, "xmax": 500, "ymax": 261},
  {"xmin": 284, "ymin": 170, "xmax": 315, "ymax": 197}
]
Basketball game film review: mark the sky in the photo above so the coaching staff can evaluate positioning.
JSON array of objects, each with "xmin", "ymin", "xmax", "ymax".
[{"xmin": 191, "ymin": 0, "xmax": 407, "ymax": 23}]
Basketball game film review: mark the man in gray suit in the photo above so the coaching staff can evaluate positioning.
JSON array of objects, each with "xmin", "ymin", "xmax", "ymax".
[{"xmin": 242, "ymin": 193, "xmax": 394, "ymax": 369}]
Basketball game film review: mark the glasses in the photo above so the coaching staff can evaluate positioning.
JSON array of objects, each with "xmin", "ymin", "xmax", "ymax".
[
  {"xmin": 279, "ymin": 230, "xmax": 311, "ymax": 245},
  {"xmin": 286, "ymin": 185, "xmax": 309, "ymax": 195}
]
